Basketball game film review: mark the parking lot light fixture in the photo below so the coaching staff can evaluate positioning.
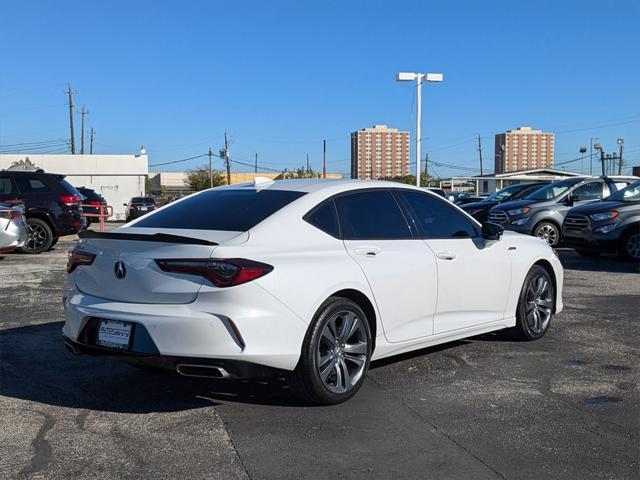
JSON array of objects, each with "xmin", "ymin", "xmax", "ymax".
[{"xmin": 396, "ymin": 71, "xmax": 444, "ymax": 187}]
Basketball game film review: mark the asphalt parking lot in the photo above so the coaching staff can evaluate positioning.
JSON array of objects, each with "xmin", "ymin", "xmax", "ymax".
[{"xmin": 1, "ymin": 233, "xmax": 638, "ymax": 480}]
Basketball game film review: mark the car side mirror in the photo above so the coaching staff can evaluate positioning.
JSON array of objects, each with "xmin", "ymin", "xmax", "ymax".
[
  {"xmin": 481, "ymin": 222, "xmax": 503, "ymax": 241},
  {"xmin": 565, "ymin": 194, "xmax": 574, "ymax": 206}
]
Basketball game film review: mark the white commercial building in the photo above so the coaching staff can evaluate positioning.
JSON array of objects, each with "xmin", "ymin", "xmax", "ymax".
[{"xmin": 0, "ymin": 153, "xmax": 148, "ymax": 220}]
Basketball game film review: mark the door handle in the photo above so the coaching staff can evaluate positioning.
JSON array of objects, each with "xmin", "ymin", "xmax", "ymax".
[
  {"xmin": 435, "ymin": 251, "xmax": 457, "ymax": 260},
  {"xmin": 353, "ymin": 247, "xmax": 382, "ymax": 257}
]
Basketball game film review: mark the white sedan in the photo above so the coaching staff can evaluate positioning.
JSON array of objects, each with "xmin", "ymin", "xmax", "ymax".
[{"xmin": 63, "ymin": 179, "xmax": 563, "ymax": 404}]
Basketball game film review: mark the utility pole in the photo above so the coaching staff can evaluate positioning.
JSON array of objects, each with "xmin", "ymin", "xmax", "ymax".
[
  {"xmin": 208, "ymin": 147, "xmax": 213, "ymax": 188},
  {"xmin": 65, "ymin": 83, "xmax": 76, "ymax": 154},
  {"xmin": 322, "ymin": 140, "xmax": 327, "ymax": 179},
  {"xmin": 224, "ymin": 131, "xmax": 231, "ymax": 185},
  {"xmin": 89, "ymin": 128, "xmax": 95, "ymax": 154},
  {"xmin": 424, "ymin": 152, "xmax": 429, "ymax": 187},
  {"xmin": 590, "ymin": 137, "xmax": 599, "ymax": 175},
  {"xmin": 306, "ymin": 153, "xmax": 310, "ymax": 174},
  {"xmin": 594, "ymin": 144, "xmax": 605, "ymax": 176},
  {"xmin": 80, "ymin": 106, "xmax": 88, "ymax": 154},
  {"xmin": 477, "ymin": 134, "xmax": 484, "ymax": 176},
  {"xmin": 254, "ymin": 153, "xmax": 258, "ymax": 174},
  {"xmin": 617, "ymin": 138, "xmax": 624, "ymax": 175}
]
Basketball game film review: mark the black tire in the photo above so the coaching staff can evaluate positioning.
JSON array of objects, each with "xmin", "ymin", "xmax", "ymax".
[
  {"xmin": 618, "ymin": 227, "xmax": 640, "ymax": 261},
  {"xmin": 48, "ymin": 237, "xmax": 59, "ymax": 250},
  {"xmin": 18, "ymin": 218, "xmax": 54, "ymax": 254},
  {"xmin": 533, "ymin": 221, "xmax": 560, "ymax": 247},
  {"xmin": 576, "ymin": 249, "xmax": 601, "ymax": 258},
  {"xmin": 507, "ymin": 265, "xmax": 555, "ymax": 341},
  {"xmin": 288, "ymin": 297, "xmax": 372, "ymax": 405}
]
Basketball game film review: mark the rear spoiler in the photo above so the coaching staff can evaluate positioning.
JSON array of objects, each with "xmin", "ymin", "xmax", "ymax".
[{"xmin": 78, "ymin": 230, "xmax": 218, "ymax": 246}]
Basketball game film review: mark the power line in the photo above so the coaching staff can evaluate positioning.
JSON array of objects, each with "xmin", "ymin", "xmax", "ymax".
[
  {"xmin": 148, "ymin": 153, "xmax": 209, "ymax": 167},
  {"xmin": 0, "ymin": 139, "xmax": 69, "ymax": 148}
]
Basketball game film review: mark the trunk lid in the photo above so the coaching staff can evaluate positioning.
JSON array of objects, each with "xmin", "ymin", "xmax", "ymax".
[{"xmin": 73, "ymin": 227, "xmax": 247, "ymax": 304}]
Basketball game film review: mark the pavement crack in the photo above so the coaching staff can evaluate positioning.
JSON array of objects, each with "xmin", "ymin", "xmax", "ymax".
[
  {"xmin": 18, "ymin": 409, "xmax": 56, "ymax": 479},
  {"xmin": 367, "ymin": 377, "xmax": 509, "ymax": 480},
  {"xmin": 219, "ymin": 415, "xmax": 252, "ymax": 480}
]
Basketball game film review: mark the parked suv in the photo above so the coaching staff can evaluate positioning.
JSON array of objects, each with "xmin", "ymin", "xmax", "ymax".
[
  {"xmin": 562, "ymin": 180, "xmax": 640, "ymax": 260},
  {"xmin": 124, "ymin": 196, "xmax": 156, "ymax": 222},
  {"xmin": 461, "ymin": 183, "xmax": 547, "ymax": 223},
  {"xmin": 77, "ymin": 187, "xmax": 108, "ymax": 227},
  {"xmin": 0, "ymin": 171, "xmax": 84, "ymax": 253},
  {"xmin": 488, "ymin": 176, "xmax": 637, "ymax": 247}
]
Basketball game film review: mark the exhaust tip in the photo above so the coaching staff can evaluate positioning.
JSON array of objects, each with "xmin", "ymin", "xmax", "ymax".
[{"xmin": 176, "ymin": 364, "xmax": 230, "ymax": 379}]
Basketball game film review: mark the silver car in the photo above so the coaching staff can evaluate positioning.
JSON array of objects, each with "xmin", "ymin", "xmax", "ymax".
[{"xmin": 0, "ymin": 203, "xmax": 28, "ymax": 253}]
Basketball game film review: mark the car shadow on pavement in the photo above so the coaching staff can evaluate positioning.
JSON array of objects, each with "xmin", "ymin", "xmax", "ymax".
[
  {"xmin": 0, "ymin": 322, "xmax": 312, "ymax": 411},
  {"xmin": 1, "ymin": 322, "xmax": 479, "ymax": 410},
  {"xmin": 556, "ymin": 250, "xmax": 640, "ymax": 274}
]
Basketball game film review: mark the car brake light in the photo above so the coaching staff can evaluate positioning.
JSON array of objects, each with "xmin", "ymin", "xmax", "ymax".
[
  {"xmin": 88, "ymin": 200, "xmax": 103, "ymax": 206},
  {"xmin": 155, "ymin": 258, "xmax": 273, "ymax": 287},
  {"xmin": 0, "ymin": 209, "xmax": 22, "ymax": 220},
  {"xmin": 67, "ymin": 249, "xmax": 96, "ymax": 273},
  {"xmin": 59, "ymin": 194, "xmax": 81, "ymax": 205}
]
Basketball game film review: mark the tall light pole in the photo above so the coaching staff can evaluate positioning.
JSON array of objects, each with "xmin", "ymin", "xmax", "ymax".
[
  {"xmin": 396, "ymin": 72, "xmax": 443, "ymax": 186},
  {"xmin": 617, "ymin": 138, "xmax": 624, "ymax": 175}
]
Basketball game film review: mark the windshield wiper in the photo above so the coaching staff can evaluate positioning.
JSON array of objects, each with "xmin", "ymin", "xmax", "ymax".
[{"xmin": 78, "ymin": 230, "xmax": 218, "ymax": 246}]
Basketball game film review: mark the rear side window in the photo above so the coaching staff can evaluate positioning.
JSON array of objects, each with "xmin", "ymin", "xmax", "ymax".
[
  {"xmin": 59, "ymin": 179, "xmax": 80, "ymax": 195},
  {"xmin": 399, "ymin": 190, "xmax": 479, "ymax": 239},
  {"xmin": 134, "ymin": 189, "xmax": 306, "ymax": 231},
  {"xmin": 0, "ymin": 177, "xmax": 14, "ymax": 195},
  {"xmin": 15, "ymin": 177, "xmax": 51, "ymax": 193},
  {"xmin": 305, "ymin": 200, "xmax": 340, "ymax": 238},
  {"xmin": 572, "ymin": 182, "xmax": 603, "ymax": 201},
  {"xmin": 335, "ymin": 190, "xmax": 411, "ymax": 240}
]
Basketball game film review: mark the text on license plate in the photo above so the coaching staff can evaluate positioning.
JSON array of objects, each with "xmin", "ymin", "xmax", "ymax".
[{"xmin": 97, "ymin": 320, "xmax": 132, "ymax": 349}]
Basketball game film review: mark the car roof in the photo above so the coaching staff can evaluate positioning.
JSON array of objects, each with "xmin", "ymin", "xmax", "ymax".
[{"xmin": 227, "ymin": 178, "xmax": 423, "ymax": 194}]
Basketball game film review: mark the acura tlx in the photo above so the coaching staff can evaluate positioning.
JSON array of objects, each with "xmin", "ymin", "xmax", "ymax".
[{"xmin": 63, "ymin": 178, "xmax": 563, "ymax": 404}]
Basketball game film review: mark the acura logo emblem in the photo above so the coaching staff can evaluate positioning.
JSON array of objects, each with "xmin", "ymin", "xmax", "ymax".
[{"xmin": 114, "ymin": 261, "xmax": 127, "ymax": 279}]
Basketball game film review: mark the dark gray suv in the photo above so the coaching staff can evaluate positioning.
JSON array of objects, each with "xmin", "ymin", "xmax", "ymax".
[
  {"xmin": 562, "ymin": 180, "xmax": 640, "ymax": 260},
  {"xmin": 488, "ymin": 176, "xmax": 637, "ymax": 247}
]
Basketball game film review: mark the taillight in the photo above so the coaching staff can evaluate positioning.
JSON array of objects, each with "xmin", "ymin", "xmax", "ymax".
[
  {"xmin": 0, "ymin": 210, "xmax": 22, "ymax": 221},
  {"xmin": 67, "ymin": 249, "xmax": 96, "ymax": 273},
  {"xmin": 88, "ymin": 200, "xmax": 103, "ymax": 206},
  {"xmin": 59, "ymin": 194, "xmax": 81, "ymax": 205},
  {"xmin": 155, "ymin": 258, "xmax": 273, "ymax": 287}
]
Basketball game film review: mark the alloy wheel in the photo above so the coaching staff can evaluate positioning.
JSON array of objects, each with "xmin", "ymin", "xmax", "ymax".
[
  {"xmin": 535, "ymin": 224, "xmax": 558, "ymax": 246},
  {"xmin": 626, "ymin": 233, "xmax": 640, "ymax": 260},
  {"xmin": 24, "ymin": 223, "xmax": 49, "ymax": 251},
  {"xmin": 525, "ymin": 274, "xmax": 553, "ymax": 334},
  {"xmin": 316, "ymin": 310, "xmax": 368, "ymax": 394}
]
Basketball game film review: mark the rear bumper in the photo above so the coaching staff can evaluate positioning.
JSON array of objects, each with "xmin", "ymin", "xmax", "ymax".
[
  {"xmin": 62, "ymin": 283, "xmax": 308, "ymax": 372},
  {"xmin": 54, "ymin": 210, "xmax": 84, "ymax": 235},
  {"xmin": 562, "ymin": 229, "xmax": 619, "ymax": 251},
  {"xmin": 63, "ymin": 337, "xmax": 284, "ymax": 379}
]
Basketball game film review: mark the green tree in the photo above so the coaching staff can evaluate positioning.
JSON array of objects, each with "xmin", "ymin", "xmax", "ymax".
[
  {"xmin": 279, "ymin": 165, "xmax": 322, "ymax": 179},
  {"xmin": 185, "ymin": 165, "xmax": 226, "ymax": 191}
]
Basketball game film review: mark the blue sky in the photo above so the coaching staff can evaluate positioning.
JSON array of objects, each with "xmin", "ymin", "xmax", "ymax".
[{"xmin": 1, "ymin": 0, "xmax": 639, "ymax": 177}]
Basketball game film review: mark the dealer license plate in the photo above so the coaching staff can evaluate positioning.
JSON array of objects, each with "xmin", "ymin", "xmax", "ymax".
[{"xmin": 97, "ymin": 320, "xmax": 132, "ymax": 349}]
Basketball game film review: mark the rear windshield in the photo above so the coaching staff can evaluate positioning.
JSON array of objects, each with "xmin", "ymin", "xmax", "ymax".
[
  {"xmin": 132, "ymin": 197, "xmax": 155, "ymax": 205},
  {"xmin": 134, "ymin": 189, "xmax": 306, "ymax": 231}
]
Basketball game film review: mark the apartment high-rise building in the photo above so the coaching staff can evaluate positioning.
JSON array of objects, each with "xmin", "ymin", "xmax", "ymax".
[
  {"xmin": 351, "ymin": 124, "xmax": 410, "ymax": 179},
  {"xmin": 494, "ymin": 126, "xmax": 554, "ymax": 173}
]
